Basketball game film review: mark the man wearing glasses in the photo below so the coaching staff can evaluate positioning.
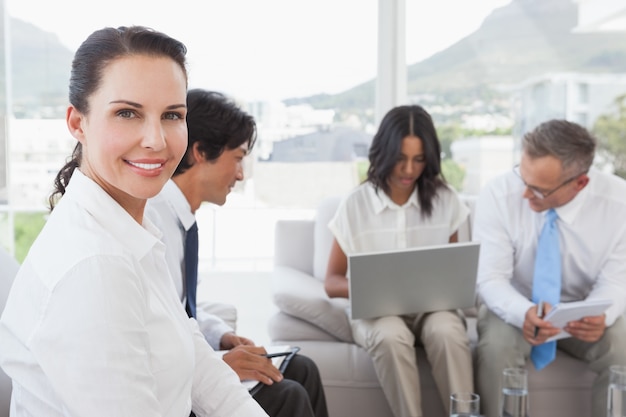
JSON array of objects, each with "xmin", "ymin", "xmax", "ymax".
[{"xmin": 472, "ymin": 119, "xmax": 626, "ymax": 417}]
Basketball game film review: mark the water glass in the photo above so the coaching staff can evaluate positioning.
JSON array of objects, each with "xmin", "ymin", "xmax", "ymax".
[
  {"xmin": 608, "ymin": 365, "xmax": 626, "ymax": 417},
  {"xmin": 450, "ymin": 392, "xmax": 480, "ymax": 417},
  {"xmin": 501, "ymin": 368, "xmax": 529, "ymax": 417}
]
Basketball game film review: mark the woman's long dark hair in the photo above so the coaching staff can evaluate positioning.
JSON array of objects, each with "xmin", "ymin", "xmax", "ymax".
[
  {"xmin": 366, "ymin": 105, "xmax": 446, "ymax": 217},
  {"xmin": 48, "ymin": 26, "xmax": 188, "ymax": 210}
]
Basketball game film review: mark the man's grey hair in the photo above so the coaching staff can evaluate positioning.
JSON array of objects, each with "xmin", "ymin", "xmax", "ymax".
[{"xmin": 522, "ymin": 119, "xmax": 596, "ymax": 176}]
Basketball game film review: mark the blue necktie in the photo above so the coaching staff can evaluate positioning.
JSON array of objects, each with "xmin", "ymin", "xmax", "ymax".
[
  {"xmin": 531, "ymin": 208, "xmax": 561, "ymax": 370},
  {"xmin": 184, "ymin": 221, "xmax": 199, "ymax": 318}
]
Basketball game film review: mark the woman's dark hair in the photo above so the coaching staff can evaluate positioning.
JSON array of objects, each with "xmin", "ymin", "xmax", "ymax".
[
  {"xmin": 366, "ymin": 104, "xmax": 445, "ymax": 217},
  {"xmin": 174, "ymin": 89, "xmax": 257, "ymax": 175},
  {"xmin": 49, "ymin": 26, "xmax": 188, "ymax": 210}
]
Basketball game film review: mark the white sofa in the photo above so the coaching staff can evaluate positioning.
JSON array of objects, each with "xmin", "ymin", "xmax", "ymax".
[{"xmin": 268, "ymin": 195, "xmax": 596, "ymax": 417}]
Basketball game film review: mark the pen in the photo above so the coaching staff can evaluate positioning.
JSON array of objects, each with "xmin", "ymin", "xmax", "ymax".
[
  {"xmin": 263, "ymin": 351, "xmax": 293, "ymax": 359},
  {"xmin": 534, "ymin": 300, "xmax": 544, "ymax": 338}
]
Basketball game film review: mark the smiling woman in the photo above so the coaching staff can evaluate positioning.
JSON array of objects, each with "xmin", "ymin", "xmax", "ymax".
[
  {"xmin": 64, "ymin": 54, "xmax": 188, "ymax": 222},
  {"xmin": 0, "ymin": 25, "xmax": 268, "ymax": 417}
]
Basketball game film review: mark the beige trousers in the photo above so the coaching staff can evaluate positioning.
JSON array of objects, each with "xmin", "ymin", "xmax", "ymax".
[
  {"xmin": 351, "ymin": 310, "xmax": 473, "ymax": 417},
  {"xmin": 476, "ymin": 305, "xmax": 626, "ymax": 417}
]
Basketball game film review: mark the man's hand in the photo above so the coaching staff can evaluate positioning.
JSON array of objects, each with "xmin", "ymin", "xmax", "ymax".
[
  {"xmin": 564, "ymin": 314, "xmax": 606, "ymax": 343},
  {"xmin": 219, "ymin": 332, "xmax": 255, "ymax": 350},
  {"xmin": 522, "ymin": 303, "xmax": 560, "ymax": 344},
  {"xmin": 222, "ymin": 345, "xmax": 283, "ymax": 385}
]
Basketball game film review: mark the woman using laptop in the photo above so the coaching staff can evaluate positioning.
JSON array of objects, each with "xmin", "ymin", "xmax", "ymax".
[{"xmin": 324, "ymin": 105, "xmax": 473, "ymax": 417}]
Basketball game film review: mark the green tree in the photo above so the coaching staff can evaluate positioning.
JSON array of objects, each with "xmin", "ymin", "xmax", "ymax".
[
  {"xmin": 14, "ymin": 212, "xmax": 47, "ymax": 263},
  {"xmin": 356, "ymin": 160, "xmax": 369, "ymax": 183},
  {"xmin": 441, "ymin": 159, "xmax": 465, "ymax": 192},
  {"xmin": 592, "ymin": 94, "xmax": 626, "ymax": 179},
  {"xmin": 436, "ymin": 123, "xmax": 463, "ymax": 159}
]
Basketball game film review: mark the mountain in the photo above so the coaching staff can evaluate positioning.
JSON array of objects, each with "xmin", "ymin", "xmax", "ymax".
[
  {"xmin": 289, "ymin": 0, "xmax": 626, "ymax": 113},
  {"xmin": 4, "ymin": 0, "xmax": 626, "ymax": 119},
  {"xmin": 2, "ymin": 18, "xmax": 74, "ymax": 118}
]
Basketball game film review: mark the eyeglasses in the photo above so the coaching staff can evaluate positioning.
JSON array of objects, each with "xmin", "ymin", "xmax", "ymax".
[{"xmin": 512, "ymin": 164, "xmax": 585, "ymax": 200}]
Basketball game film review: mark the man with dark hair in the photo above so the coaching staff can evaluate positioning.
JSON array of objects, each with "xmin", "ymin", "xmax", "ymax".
[
  {"xmin": 473, "ymin": 119, "xmax": 626, "ymax": 417},
  {"xmin": 148, "ymin": 88, "xmax": 328, "ymax": 417}
]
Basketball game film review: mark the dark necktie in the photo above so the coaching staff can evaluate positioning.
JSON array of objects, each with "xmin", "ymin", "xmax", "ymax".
[
  {"xmin": 531, "ymin": 208, "xmax": 561, "ymax": 370},
  {"xmin": 184, "ymin": 221, "xmax": 199, "ymax": 318}
]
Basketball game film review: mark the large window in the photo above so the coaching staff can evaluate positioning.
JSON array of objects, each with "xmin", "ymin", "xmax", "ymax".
[{"xmin": 3, "ymin": 0, "xmax": 626, "ymax": 267}]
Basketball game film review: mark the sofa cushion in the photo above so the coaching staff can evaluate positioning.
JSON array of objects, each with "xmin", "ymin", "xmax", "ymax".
[
  {"xmin": 268, "ymin": 311, "xmax": 341, "ymax": 342},
  {"xmin": 200, "ymin": 301, "xmax": 238, "ymax": 331},
  {"xmin": 312, "ymin": 195, "xmax": 342, "ymax": 280},
  {"xmin": 272, "ymin": 266, "xmax": 354, "ymax": 343}
]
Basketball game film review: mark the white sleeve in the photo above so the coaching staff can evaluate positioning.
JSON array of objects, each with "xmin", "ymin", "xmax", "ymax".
[
  {"xmin": 586, "ymin": 226, "xmax": 626, "ymax": 326},
  {"xmin": 194, "ymin": 302, "xmax": 235, "ymax": 350},
  {"xmin": 327, "ymin": 196, "xmax": 354, "ymax": 254},
  {"xmin": 473, "ymin": 181, "xmax": 534, "ymax": 328},
  {"xmin": 26, "ymin": 259, "xmax": 165, "ymax": 417},
  {"xmin": 188, "ymin": 320, "xmax": 268, "ymax": 417}
]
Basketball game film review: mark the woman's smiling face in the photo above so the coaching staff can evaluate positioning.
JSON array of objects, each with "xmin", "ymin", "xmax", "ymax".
[{"xmin": 67, "ymin": 54, "xmax": 188, "ymax": 219}]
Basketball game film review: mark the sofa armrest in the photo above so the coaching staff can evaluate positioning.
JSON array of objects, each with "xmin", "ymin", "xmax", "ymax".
[
  {"xmin": 199, "ymin": 301, "xmax": 238, "ymax": 331},
  {"xmin": 272, "ymin": 266, "xmax": 353, "ymax": 343},
  {"xmin": 274, "ymin": 220, "xmax": 315, "ymax": 275},
  {"xmin": 269, "ymin": 311, "xmax": 342, "ymax": 342}
]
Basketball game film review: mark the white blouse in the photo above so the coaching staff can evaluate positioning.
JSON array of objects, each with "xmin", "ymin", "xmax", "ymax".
[
  {"xmin": 0, "ymin": 170, "xmax": 266, "ymax": 417},
  {"xmin": 329, "ymin": 181, "xmax": 469, "ymax": 256}
]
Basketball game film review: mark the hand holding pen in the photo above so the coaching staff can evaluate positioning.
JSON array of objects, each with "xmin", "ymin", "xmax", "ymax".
[
  {"xmin": 534, "ymin": 300, "xmax": 545, "ymax": 338},
  {"xmin": 263, "ymin": 350, "xmax": 294, "ymax": 359},
  {"xmin": 524, "ymin": 301, "xmax": 559, "ymax": 344},
  {"xmin": 222, "ymin": 345, "xmax": 284, "ymax": 384}
]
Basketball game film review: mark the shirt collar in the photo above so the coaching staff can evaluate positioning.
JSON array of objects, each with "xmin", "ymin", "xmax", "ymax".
[
  {"xmin": 65, "ymin": 169, "xmax": 161, "ymax": 260},
  {"xmin": 159, "ymin": 179, "xmax": 196, "ymax": 232},
  {"xmin": 553, "ymin": 167, "xmax": 594, "ymax": 225},
  {"xmin": 367, "ymin": 182, "xmax": 419, "ymax": 214}
]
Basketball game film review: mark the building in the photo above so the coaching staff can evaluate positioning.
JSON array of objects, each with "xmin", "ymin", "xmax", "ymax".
[
  {"xmin": 451, "ymin": 135, "xmax": 515, "ymax": 195},
  {"xmin": 8, "ymin": 119, "xmax": 74, "ymax": 208},
  {"xmin": 574, "ymin": 0, "xmax": 626, "ymax": 32},
  {"xmin": 247, "ymin": 100, "xmax": 336, "ymax": 160},
  {"xmin": 512, "ymin": 72, "xmax": 626, "ymax": 138},
  {"xmin": 270, "ymin": 127, "xmax": 371, "ymax": 162}
]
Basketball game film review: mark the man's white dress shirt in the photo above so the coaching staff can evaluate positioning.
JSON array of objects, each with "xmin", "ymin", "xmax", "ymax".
[
  {"xmin": 147, "ymin": 180, "xmax": 234, "ymax": 350},
  {"xmin": 473, "ymin": 167, "xmax": 626, "ymax": 329},
  {"xmin": 0, "ymin": 170, "xmax": 266, "ymax": 417}
]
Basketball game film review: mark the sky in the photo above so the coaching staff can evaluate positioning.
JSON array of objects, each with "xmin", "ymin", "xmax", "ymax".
[{"xmin": 6, "ymin": 0, "xmax": 511, "ymax": 102}]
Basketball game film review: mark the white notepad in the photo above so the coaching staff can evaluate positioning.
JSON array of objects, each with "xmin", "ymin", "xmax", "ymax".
[
  {"xmin": 543, "ymin": 299, "xmax": 612, "ymax": 341},
  {"xmin": 216, "ymin": 345, "xmax": 294, "ymax": 391}
]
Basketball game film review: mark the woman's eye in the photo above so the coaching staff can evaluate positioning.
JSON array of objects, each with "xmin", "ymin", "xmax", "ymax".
[
  {"xmin": 117, "ymin": 109, "xmax": 135, "ymax": 118},
  {"xmin": 164, "ymin": 112, "xmax": 183, "ymax": 120}
]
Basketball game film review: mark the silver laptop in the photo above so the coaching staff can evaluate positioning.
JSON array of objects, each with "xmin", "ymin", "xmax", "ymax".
[{"xmin": 348, "ymin": 241, "xmax": 480, "ymax": 320}]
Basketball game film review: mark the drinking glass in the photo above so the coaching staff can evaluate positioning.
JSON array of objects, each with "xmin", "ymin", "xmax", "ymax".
[
  {"xmin": 608, "ymin": 365, "xmax": 626, "ymax": 417},
  {"xmin": 450, "ymin": 392, "xmax": 480, "ymax": 417},
  {"xmin": 501, "ymin": 368, "xmax": 529, "ymax": 417}
]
